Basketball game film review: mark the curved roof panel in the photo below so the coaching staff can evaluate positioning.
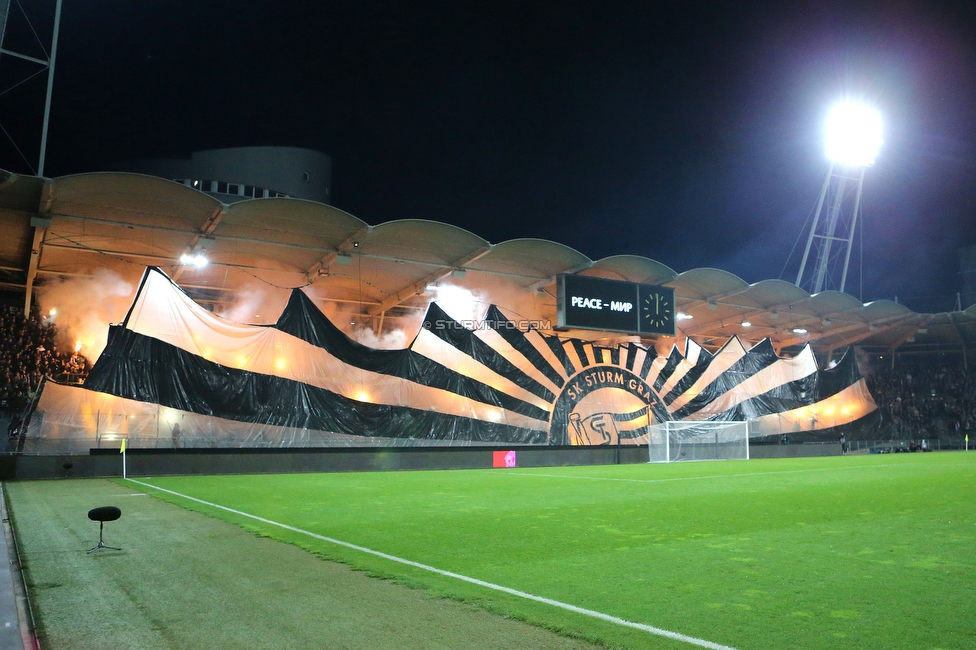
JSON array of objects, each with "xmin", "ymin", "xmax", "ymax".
[
  {"xmin": 49, "ymin": 172, "xmax": 220, "ymax": 231},
  {"xmin": 210, "ymin": 199, "xmax": 369, "ymax": 274},
  {"xmin": 364, "ymin": 219, "xmax": 489, "ymax": 266},
  {"xmin": 34, "ymin": 173, "xmax": 220, "ymax": 280},
  {"xmin": 587, "ymin": 255, "xmax": 677, "ymax": 284},
  {"xmin": 221, "ymin": 199, "xmax": 366, "ymax": 247},
  {"xmin": 0, "ymin": 173, "xmax": 41, "ymax": 272},
  {"xmin": 324, "ymin": 220, "xmax": 494, "ymax": 313},
  {"xmin": 669, "ymin": 268, "xmax": 749, "ymax": 300},
  {"xmin": 468, "ymin": 239, "xmax": 591, "ymax": 284},
  {"xmin": 735, "ymin": 279, "xmax": 811, "ymax": 309},
  {"xmin": 0, "ymin": 168, "xmax": 971, "ymax": 355},
  {"xmin": 798, "ymin": 291, "xmax": 867, "ymax": 319},
  {"xmin": 862, "ymin": 300, "xmax": 913, "ymax": 320}
]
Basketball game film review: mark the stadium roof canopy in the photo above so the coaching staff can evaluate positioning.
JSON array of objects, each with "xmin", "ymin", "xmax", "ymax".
[{"xmin": 1, "ymin": 169, "xmax": 974, "ymax": 359}]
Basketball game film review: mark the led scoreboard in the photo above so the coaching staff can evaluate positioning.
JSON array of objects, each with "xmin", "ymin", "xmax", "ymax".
[{"xmin": 556, "ymin": 274, "xmax": 676, "ymax": 336}]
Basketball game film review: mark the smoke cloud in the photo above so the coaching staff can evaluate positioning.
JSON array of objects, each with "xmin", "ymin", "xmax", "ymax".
[
  {"xmin": 36, "ymin": 268, "xmax": 137, "ymax": 360},
  {"xmin": 215, "ymin": 282, "xmax": 289, "ymax": 325}
]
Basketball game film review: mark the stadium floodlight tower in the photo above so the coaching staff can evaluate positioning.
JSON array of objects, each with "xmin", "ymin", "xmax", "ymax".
[
  {"xmin": 0, "ymin": 0, "xmax": 64, "ymax": 176},
  {"xmin": 795, "ymin": 102, "xmax": 883, "ymax": 295}
]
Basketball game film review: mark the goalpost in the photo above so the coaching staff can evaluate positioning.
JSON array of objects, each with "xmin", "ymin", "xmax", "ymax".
[{"xmin": 648, "ymin": 420, "xmax": 750, "ymax": 463}]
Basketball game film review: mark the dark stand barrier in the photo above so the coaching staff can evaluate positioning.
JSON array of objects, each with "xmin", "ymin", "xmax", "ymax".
[
  {"xmin": 1, "ymin": 441, "xmax": 850, "ymax": 480},
  {"xmin": 3, "ymin": 445, "xmax": 650, "ymax": 480}
]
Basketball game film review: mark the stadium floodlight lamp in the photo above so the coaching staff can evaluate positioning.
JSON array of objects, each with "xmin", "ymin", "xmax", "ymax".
[
  {"xmin": 180, "ymin": 252, "xmax": 208, "ymax": 268},
  {"xmin": 824, "ymin": 102, "xmax": 882, "ymax": 167}
]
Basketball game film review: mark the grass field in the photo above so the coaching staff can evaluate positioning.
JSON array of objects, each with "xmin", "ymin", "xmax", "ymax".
[
  {"xmin": 6, "ymin": 478, "xmax": 601, "ymax": 650},
  {"xmin": 8, "ymin": 452, "xmax": 976, "ymax": 649}
]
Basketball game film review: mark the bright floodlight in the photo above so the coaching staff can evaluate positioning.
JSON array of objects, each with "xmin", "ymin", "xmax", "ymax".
[
  {"xmin": 180, "ymin": 252, "xmax": 208, "ymax": 268},
  {"xmin": 825, "ymin": 102, "xmax": 882, "ymax": 167}
]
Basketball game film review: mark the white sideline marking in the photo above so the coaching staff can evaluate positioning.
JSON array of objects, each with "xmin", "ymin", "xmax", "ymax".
[{"xmin": 127, "ymin": 478, "xmax": 737, "ymax": 650}]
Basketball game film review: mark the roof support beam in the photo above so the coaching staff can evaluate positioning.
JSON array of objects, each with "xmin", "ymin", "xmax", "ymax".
[
  {"xmin": 885, "ymin": 314, "xmax": 936, "ymax": 353},
  {"xmin": 23, "ymin": 181, "xmax": 54, "ymax": 315},
  {"xmin": 22, "ymin": 225, "xmax": 46, "ymax": 315},
  {"xmin": 304, "ymin": 225, "xmax": 371, "ymax": 283},
  {"xmin": 525, "ymin": 261, "xmax": 593, "ymax": 294},
  {"xmin": 676, "ymin": 299, "xmax": 801, "ymax": 336},
  {"xmin": 795, "ymin": 320, "xmax": 876, "ymax": 351},
  {"xmin": 672, "ymin": 283, "xmax": 753, "ymax": 308},
  {"xmin": 947, "ymin": 312, "xmax": 969, "ymax": 370},
  {"xmin": 777, "ymin": 312, "xmax": 918, "ymax": 350},
  {"xmin": 40, "ymin": 243, "xmax": 178, "ymax": 263},
  {"xmin": 173, "ymin": 205, "xmax": 227, "ymax": 283},
  {"xmin": 48, "ymin": 212, "xmax": 340, "ymax": 254},
  {"xmin": 365, "ymin": 245, "xmax": 492, "ymax": 316}
]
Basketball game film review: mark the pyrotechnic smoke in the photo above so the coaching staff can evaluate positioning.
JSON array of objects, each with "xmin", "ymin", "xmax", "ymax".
[
  {"xmin": 430, "ymin": 275, "xmax": 554, "ymax": 326},
  {"xmin": 215, "ymin": 282, "xmax": 289, "ymax": 324},
  {"xmin": 36, "ymin": 268, "xmax": 137, "ymax": 361},
  {"xmin": 303, "ymin": 276, "xmax": 555, "ymax": 351},
  {"xmin": 344, "ymin": 305, "xmax": 424, "ymax": 350},
  {"xmin": 310, "ymin": 282, "xmax": 493, "ymax": 351},
  {"xmin": 348, "ymin": 283, "xmax": 490, "ymax": 349},
  {"xmin": 430, "ymin": 283, "xmax": 490, "ymax": 322},
  {"xmin": 352, "ymin": 328, "xmax": 411, "ymax": 349}
]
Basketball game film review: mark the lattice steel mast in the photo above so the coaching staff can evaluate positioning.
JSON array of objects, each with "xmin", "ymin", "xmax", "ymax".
[{"xmin": 795, "ymin": 102, "xmax": 881, "ymax": 296}]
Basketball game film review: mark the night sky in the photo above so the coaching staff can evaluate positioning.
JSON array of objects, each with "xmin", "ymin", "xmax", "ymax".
[{"xmin": 2, "ymin": 1, "xmax": 975, "ymax": 312}]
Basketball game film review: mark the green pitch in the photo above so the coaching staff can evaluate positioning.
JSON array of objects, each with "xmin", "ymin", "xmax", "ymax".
[
  {"xmin": 136, "ymin": 453, "xmax": 975, "ymax": 649},
  {"xmin": 10, "ymin": 453, "xmax": 976, "ymax": 649},
  {"xmin": 6, "ymin": 478, "xmax": 599, "ymax": 650}
]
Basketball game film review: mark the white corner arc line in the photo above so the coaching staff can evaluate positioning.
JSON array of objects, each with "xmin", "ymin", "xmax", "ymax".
[{"xmin": 128, "ymin": 478, "xmax": 737, "ymax": 650}]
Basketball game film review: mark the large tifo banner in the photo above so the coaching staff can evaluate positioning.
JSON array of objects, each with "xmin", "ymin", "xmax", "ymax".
[{"xmin": 23, "ymin": 268, "xmax": 877, "ymax": 453}]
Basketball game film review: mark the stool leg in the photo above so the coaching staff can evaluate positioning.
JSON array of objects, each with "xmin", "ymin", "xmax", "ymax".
[{"xmin": 88, "ymin": 521, "xmax": 122, "ymax": 553}]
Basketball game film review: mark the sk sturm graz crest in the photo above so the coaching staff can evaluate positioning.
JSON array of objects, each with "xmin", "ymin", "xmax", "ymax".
[{"xmin": 551, "ymin": 366, "xmax": 670, "ymax": 445}]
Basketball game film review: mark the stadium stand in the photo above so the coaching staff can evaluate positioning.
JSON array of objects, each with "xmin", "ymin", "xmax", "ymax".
[
  {"xmin": 0, "ymin": 305, "xmax": 88, "ymax": 420},
  {"xmin": 0, "ymin": 168, "xmax": 974, "ymax": 458},
  {"xmin": 866, "ymin": 360, "xmax": 976, "ymax": 439}
]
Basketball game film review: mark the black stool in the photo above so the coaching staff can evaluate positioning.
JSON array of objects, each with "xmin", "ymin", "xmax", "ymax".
[{"xmin": 87, "ymin": 506, "xmax": 122, "ymax": 553}]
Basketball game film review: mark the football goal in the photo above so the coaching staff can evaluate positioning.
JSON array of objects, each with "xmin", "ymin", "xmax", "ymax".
[{"xmin": 648, "ymin": 420, "xmax": 750, "ymax": 463}]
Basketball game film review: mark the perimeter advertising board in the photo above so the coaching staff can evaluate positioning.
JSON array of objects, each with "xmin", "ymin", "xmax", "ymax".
[{"xmin": 556, "ymin": 274, "xmax": 675, "ymax": 336}]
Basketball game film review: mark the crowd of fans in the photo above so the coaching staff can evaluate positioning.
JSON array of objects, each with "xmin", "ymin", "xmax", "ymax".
[
  {"xmin": 1, "ymin": 306, "xmax": 89, "ymax": 417},
  {"xmin": 865, "ymin": 360, "xmax": 976, "ymax": 438}
]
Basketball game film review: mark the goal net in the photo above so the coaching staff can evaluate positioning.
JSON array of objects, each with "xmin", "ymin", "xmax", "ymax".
[{"xmin": 648, "ymin": 420, "xmax": 750, "ymax": 463}]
